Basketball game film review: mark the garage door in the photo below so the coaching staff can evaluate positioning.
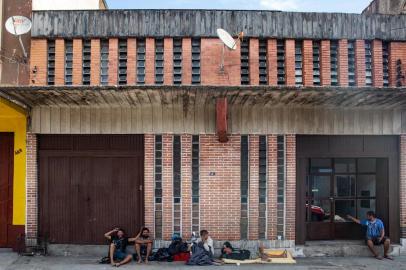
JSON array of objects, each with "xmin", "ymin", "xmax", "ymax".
[{"xmin": 39, "ymin": 135, "xmax": 144, "ymax": 244}]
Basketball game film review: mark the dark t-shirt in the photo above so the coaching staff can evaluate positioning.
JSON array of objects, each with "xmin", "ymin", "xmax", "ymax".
[{"xmin": 112, "ymin": 236, "xmax": 129, "ymax": 252}]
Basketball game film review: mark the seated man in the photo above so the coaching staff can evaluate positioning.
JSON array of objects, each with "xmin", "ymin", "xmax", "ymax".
[
  {"xmin": 197, "ymin": 230, "xmax": 214, "ymax": 257},
  {"xmin": 347, "ymin": 211, "xmax": 393, "ymax": 260},
  {"xmin": 134, "ymin": 227, "xmax": 153, "ymax": 264},
  {"xmin": 104, "ymin": 228, "xmax": 137, "ymax": 267}
]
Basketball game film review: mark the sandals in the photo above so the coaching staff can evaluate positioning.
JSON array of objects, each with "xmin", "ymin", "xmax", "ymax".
[{"xmin": 384, "ymin": 255, "xmax": 394, "ymax": 260}]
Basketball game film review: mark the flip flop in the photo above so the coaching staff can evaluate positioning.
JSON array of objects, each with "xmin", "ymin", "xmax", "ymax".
[{"xmin": 384, "ymin": 256, "xmax": 394, "ymax": 260}]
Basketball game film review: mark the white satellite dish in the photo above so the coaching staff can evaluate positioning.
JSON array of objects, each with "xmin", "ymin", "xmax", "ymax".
[
  {"xmin": 5, "ymin": 16, "xmax": 32, "ymax": 58},
  {"xmin": 217, "ymin": 28, "xmax": 237, "ymax": 50}
]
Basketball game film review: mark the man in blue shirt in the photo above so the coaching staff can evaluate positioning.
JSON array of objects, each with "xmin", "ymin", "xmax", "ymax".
[{"xmin": 347, "ymin": 211, "xmax": 393, "ymax": 260}]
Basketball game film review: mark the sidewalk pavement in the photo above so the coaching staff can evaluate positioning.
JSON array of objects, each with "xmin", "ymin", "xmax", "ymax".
[{"xmin": 1, "ymin": 253, "xmax": 406, "ymax": 270}]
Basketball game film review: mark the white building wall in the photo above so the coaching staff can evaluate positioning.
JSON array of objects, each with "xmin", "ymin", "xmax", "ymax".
[{"xmin": 32, "ymin": 0, "xmax": 105, "ymax": 10}]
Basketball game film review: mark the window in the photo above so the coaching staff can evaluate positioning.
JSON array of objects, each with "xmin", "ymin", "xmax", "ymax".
[
  {"xmin": 241, "ymin": 39, "xmax": 250, "ymax": 85},
  {"xmin": 137, "ymin": 38, "xmax": 146, "ymax": 84},
  {"xmin": 192, "ymin": 135, "xmax": 200, "ymax": 233},
  {"xmin": 100, "ymin": 40, "xmax": 109, "ymax": 85},
  {"xmin": 313, "ymin": 41, "xmax": 321, "ymax": 86},
  {"xmin": 47, "ymin": 40, "xmax": 55, "ymax": 85},
  {"xmin": 240, "ymin": 135, "xmax": 249, "ymax": 239},
  {"xmin": 83, "ymin": 40, "xmax": 91, "ymax": 85},
  {"xmin": 173, "ymin": 38, "xmax": 182, "ymax": 85},
  {"xmin": 382, "ymin": 42, "xmax": 389, "ymax": 87},
  {"xmin": 330, "ymin": 41, "xmax": 339, "ymax": 86},
  {"xmin": 295, "ymin": 41, "xmax": 303, "ymax": 86},
  {"xmin": 277, "ymin": 40, "xmax": 285, "ymax": 85},
  {"xmin": 173, "ymin": 135, "xmax": 182, "ymax": 235},
  {"xmin": 348, "ymin": 41, "xmax": 356, "ymax": 86},
  {"xmin": 155, "ymin": 38, "xmax": 164, "ymax": 84},
  {"xmin": 65, "ymin": 40, "xmax": 73, "ymax": 85},
  {"xmin": 258, "ymin": 136, "xmax": 267, "ymax": 239},
  {"xmin": 154, "ymin": 135, "xmax": 163, "ymax": 239},
  {"xmin": 365, "ymin": 41, "xmax": 373, "ymax": 86},
  {"xmin": 259, "ymin": 39, "xmax": 268, "ymax": 85},
  {"xmin": 277, "ymin": 135, "xmax": 285, "ymax": 239},
  {"xmin": 191, "ymin": 38, "xmax": 201, "ymax": 84},
  {"xmin": 118, "ymin": 39, "xmax": 127, "ymax": 85}
]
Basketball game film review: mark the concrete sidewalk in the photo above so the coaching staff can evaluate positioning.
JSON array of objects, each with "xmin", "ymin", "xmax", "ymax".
[{"xmin": 1, "ymin": 253, "xmax": 406, "ymax": 270}]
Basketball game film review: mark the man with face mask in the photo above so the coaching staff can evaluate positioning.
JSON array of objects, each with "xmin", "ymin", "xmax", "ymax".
[{"xmin": 347, "ymin": 211, "xmax": 393, "ymax": 260}]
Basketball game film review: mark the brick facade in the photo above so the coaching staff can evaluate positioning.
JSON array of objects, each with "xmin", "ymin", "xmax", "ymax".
[
  {"xmin": 127, "ymin": 39, "xmax": 137, "ymax": 85},
  {"xmin": 181, "ymin": 135, "xmax": 192, "ymax": 238},
  {"xmin": 108, "ymin": 38, "xmax": 118, "ymax": 85},
  {"xmin": 162, "ymin": 135, "xmax": 173, "ymax": 240},
  {"xmin": 54, "ymin": 39, "xmax": 65, "ymax": 85},
  {"xmin": 72, "ymin": 39, "xmax": 83, "ymax": 85},
  {"xmin": 400, "ymin": 135, "xmax": 406, "ymax": 238},
  {"xmin": 144, "ymin": 134, "xmax": 155, "ymax": 237},
  {"xmin": 182, "ymin": 38, "xmax": 192, "ymax": 85},
  {"xmin": 355, "ymin": 40, "xmax": 366, "ymax": 87},
  {"xmin": 164, "ymin": 38, "xmax": 174, "ymax": 85},
  {"xmin": 145, "ymin": 38, "xmax": 155, "ymax": 85},
  {"xmin": 25, "ymin": 133, "xmax": 38, "ymax": 245},
  {"xmin": 248, "ymin": 135, "xmax": 259, "ymax": 239},
  {"xmin": 249, "ymin": 39, "xmax": 259, "ymax": 85},
  {"xmin": 338, "ymin": 39, "xmax": 349, "ymax": 86},
  {"xmin": 30, "ymin": 39, "xmax": 47, "ymax": 85},
  {"xmin": 267, "ymin": 39, "xmax": 278, "ymax": 86},
  {"xmin": 389, "ymin": 42, "xmax": 406, "ymax": 87},
  {"xmin": 285, "ymin": 39, "xmax": 296, "ymax": 86},
  {"xmin": 90, "ymin": 39, "xmax": 101, "ymax": 86},
  {"xmin": 302, "ymin": 40, "xmax": 313, "ymax": 86},
  {"xmin": 372, "ymin": 40, "xmax": 383, "ymax": 87},
  {"xmin": 320, "ymin": 40, "xmax": 331, "ymax": 86},
  {"xmin": 285, "ymin": 135, "xmax": 296, "ymax": 241}
]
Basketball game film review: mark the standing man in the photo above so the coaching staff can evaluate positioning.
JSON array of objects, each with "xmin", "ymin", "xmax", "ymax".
[
  {"xmin": 347, "ymin": 211, "xmax": 393, "ymax": 260},
  {"xmin": 134, "ymin": 227, "xmax": 154, "ymax": 264},
  {"xmin": 104, "ymin": 228, "xmax": 136, "ymax": 267}
]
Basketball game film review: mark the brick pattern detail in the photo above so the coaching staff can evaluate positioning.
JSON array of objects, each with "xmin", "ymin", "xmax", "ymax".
[
  {"xmin": 355, "ymin": 40, "xmax": 366, "ymax": 87},
  {"xmin": 285, "ymin": 135, "xmax": 296, "ymax": 241},
  {"xmin": 389, "ymin": 42, "xmax": 406, "ymax": 87},
  {"xmin": 26, "ymin": 133, "xmax": 38, "ymax": 244},
  {"xmin": 338, "ymin": 39, "xmax": 349, "ymax": 86},
  {"xmin": 162, "ymin": 134, "xmax": 173, "ymax": 240},
  {"xmin": 30, "ymin": 39, "xmax": 47, "ymax": 85},
  {"xmin": 127, "ymin": 39, "xmax": 137, "ymax": 85},
  {"xmin": 145, "ymin": 38, "xmax": 155, "ymax": 85},
  {"xmin": 249, "ymin": 38, "xmax": 259, "ymax": 85},
  {"xmin": 144, "ymin": 134, "xmax": 155, "ymax": 237},
  {"xmin": 372, "ymin": 40, "xmax": 383, "ymax": 87},
  {"xmin": 320, "ymin": 40, "xmax": 331, "ymax": 86},
  {"xmin": 182, "ymin": 38, "xmax": 192, "ymax": 85},
  {"xmin": 90, "ymin": 39, "xmax": 101, "ymax": 86},
  {"xmin": 267, "ymin": 39, "xmax": 278, "ymax": 86},
  {"xmin": 302, "ymin": 40, "xmax": 313, "ymax": 86},
  {"xmin": 267, "ymin": 135, "xmax": 278, "ymax": 240},
  {"xmin": 164, "ymin": 38, "xmax": 174, "ymax": 85},
  {"xmin": 248, "ymin": 135, "xmax": 259, "ymax": 240},
  {"xmin": 285, "ymin": 40, "xmax": 296, "ymax": 86},
  {"xmin": 199, "ymin": 135, "xmax": 240, "ymax": 240},
  {"xmin": 72, "ymin": 39, "xmax": 83, "ymax": 85},
  {"xmin": 401, "ymin": 135, "xmax": 406, "ymax": 238},
  {"xmin": 181, "ymin": 135, "xmax": 192, "ymax": 238},
  {"xmin": 108, "ymin": 38, "xmax": 118, "ymax": 85},
  {"xmin": 54, "ymin": 39, "xmax": 65, "ymax": 86},
  {"xmin": 201, "ymin": 38, "xmax": 241, "ymax": 86}
]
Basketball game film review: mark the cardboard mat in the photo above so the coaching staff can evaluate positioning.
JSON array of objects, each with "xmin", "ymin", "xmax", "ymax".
[{"xmin": 222, "ymin": 250, "xmax": 296, "ymax": 264}]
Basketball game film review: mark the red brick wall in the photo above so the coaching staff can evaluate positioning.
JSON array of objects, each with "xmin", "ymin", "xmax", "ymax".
[
  {"xmin": 108, "ymin": 38, "xmax": 118, "ymax": 85},
  {"xmin": 285, "ymin": 40, "xmax": 296, "ymax": 86},
  {"xmin": 285, "ymin": 135, "xmax": 296, "ymax": 241},
  {"xmin": 338, "ymin": 39, "xmax": 349, "ymax": 86},
  {"xmin": 249, "ymin": 39, "xmax": 259, "ymax": 85},
  {"xmin": 355, "ymin": 40, "xmax": 366, "ymax": 87},
  {"xmin": 162, "ymin": 135, "xmax": 173, "ymax": 240},
  {"xmin": 145, "ymin": 38, "xmax": 155, "ymax": 85},
  {"xmin": 54, "ymin": 39, "xmax": 65, "ymax": 86},
  {"xmin": 267, "ymin": 39, "xmax": 278, "ymax": 86},
  {"xmin": 164, "ymin": 38, "xmax": 174, "ymax": 85},
  {"xmin": 181, "ymin": 135, "xmax": 192, "ymax": 238},
  {"xmin": 389, "ymin": 42, "xmax": 406, "ymax": 87},
  {"xmin": 201, "ymin": 38, "xmax": 241, "ymax": 86},
  {"xmin": 401, "ymin": 135, "xmax": 406, "ymax": 238},
  {"xmin": 320, "ymin": 40, "xmax": 331, "ymax": 86},
  {"xmin": 182, "ymin": 38, "xmax": 192, "ymax": 85},
  {"xmin": 372, "ymin": 40, "xmax": 383, "ymax": 87},
  {"xmin": 30, "ymin": 39, "xmax": 47, "ymax": 85},
  {"xmin": 302, "ymin": 40, "xmax": 313, "ymax": 86},
  {"xmin": 248, "ymin": 135, "xmax": 259, "ymax": 239},
  {"xmin": 144, "ymin": 134, "xmax": 155, "ymax": 237},
  {"xmin": 127, "ymin": 39, "xmax": 137, "ymax": 85},
  {"xmin": 90, "ymin": 39, "xmax": 101, "ymax": 86},
  {"xmin": 267, "ymin": 135, "xmax": 278, "ymax": 240},
  {"xmin": 72, "ymin": 39, "xmax": 83, "ymax": 85},
  {"xmin": 26, "ymin": 133, "xmax": 38, "ymax": 244}
]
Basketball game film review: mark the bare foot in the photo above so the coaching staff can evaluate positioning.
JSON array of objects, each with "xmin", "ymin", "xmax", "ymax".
[
  {"xmin": 145, "ymin": 259, "xmax": 149, "ymax": 264},
  {"xmin": 137, "ymin": 259, "xmax": 142, "ymax": 264}
]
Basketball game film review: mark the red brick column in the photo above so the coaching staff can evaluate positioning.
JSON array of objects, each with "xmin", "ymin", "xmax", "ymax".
[
  {"xmin": 54, "ymin": 39, "xmax": 65, "ymax": 85},
  {"xmin": 26, "ymin": 133, "xmax": 38, "ymax": 245},
  {"xmin": 267, "ymin": 39, "xmax": 278, "ymax": 86},
  {"xmin": 388, "ymin": 42, "xmax": 406, "ymax": 87},
  {"xmin": 30, "ymin": 39, "xmax": 47, "ymax": 85},
  {"xmin": 164, "ymin": 38, "xmax": 173, "ymax": 85},
  {"xmin": 162, "ymin": 135, "xmax": 173, "ymax": 240},
  {"xmin": 267, "ymin": 135, "xmax": 277, "ymax": 240},
  {"xmin": 72, "ymin": 39, "xmax": 83, "ymax": 85},
  {"xmin": 90, "ymin": 39, "xmax": 101, "ymax": 86},
  {"xmin": 108, "ymin": 38, "xmax": 118, "ymax": 85},
  {"xmin": 400, "ymin": 135, "xmax": 406, "ymax": 239},
  {"xmin": 285, "ymin": 40, "xmax": 296, "ymax": 86},
  {"xmin": 372, "ymin": 40, "xmax": 383, "ymax": 87},
  {"xmin": 127, "ymin": 38, "xmax": 137, "ymax": 85},
  {"xmin": 338, "ymin": 39, "xmax": 349, "ymax": 86},
  {"xmin": 181, "ymin": 135, "xmax": 192, "ymax": 238},
  {"xmin": 182, "ymin": 38, "xmax": 192, "ymax": 85},
  {"xmin": 320, "ymin": 40, "xmax": 331, "ymax": 86},
  {"xmin": 145, "ymin": 38, "xmax": 155, "ymax": 85},
  {"xmin": 248, "ymin": 135, "xmax": 259, "ymax": 240},
  {"xmin": 302, "ymin": 40, "xmax": 313, "ymax": 86},
  {"xmin": 285, "ymin": 135, "xmax": 296, "ymax": 241},
  {"xmin": 355, "ymin": 40, "xmax": 366, "ymax": 87},
  {"xmin": 249, "ymin": 38, "xmax": 259, "ymax": 85},
  {"xmin": 144, "ymin": 134, "xmax": 155, "ymax": 237}
]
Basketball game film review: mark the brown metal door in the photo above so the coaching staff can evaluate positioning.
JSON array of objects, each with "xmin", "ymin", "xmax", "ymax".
[
  {"xmin": 0, "ymin": 133, "xmax": 14, "ymax": 247},
  {"xmin": 39, "ymin": 135, "xmax": 144, "ymax": 244}
]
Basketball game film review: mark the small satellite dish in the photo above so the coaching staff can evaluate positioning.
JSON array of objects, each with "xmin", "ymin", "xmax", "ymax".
[
  {"xmin": 217, "ymin": 28, "xmax": 237, "ymax": 50},
  {"xmin": 5, "ymin": 16, "xmax": 32, "ymax": 36}
]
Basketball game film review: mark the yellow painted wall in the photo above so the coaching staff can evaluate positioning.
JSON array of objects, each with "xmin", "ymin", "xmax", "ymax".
[{"xmin": 0, "ymin": 98, "xmax": 26, "ymax": 225}]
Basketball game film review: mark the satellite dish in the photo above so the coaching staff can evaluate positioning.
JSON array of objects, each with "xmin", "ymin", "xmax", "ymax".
[
  {"xmin": 5, "ymin": 16, "xmax": 32, "ymax": 36},
  {"xmin": 217, "ymin": 28, "xmax": 237, "ymax": 50}
]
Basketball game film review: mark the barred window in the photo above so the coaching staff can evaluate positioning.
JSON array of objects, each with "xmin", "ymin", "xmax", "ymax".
[
  {"xmin": 295, "ymin": 41, "xmax": 303, "ymax": 86},
  {"xmin": 154, "ymin": 135, "xmax": 163, "ymax": 239},
  {"xmin": 382, "ymin": 42, "xmax": 389, "ymax": 87},
  {"xmin": 240, "ymin": 135, "xmax": 249, "ymax": 239},
  {"xmin": 277, "ymin": 135, "xmax": 285, "ymax": 239},
  {"xmin": 47, "ymin": 40, "xmax": 55, "ymax": 85},
  {"xmin": 65, "ymin": 40, "xmax": 73, "ymax": 85},
  {"xmin": 259, "ymin": 39, "xmax": 268, "ymax": 85},
  {"xmin": 313, "ymin": 41, "xmax": 321, "ymax": 86},
  {"xmin": 82, "ymin": 40, "xmax": 91, "ymax": 85},
  {"xmin": 191, "ymin": 38, "xmax": 201, "ymax": 84},
  {"xmin": 192, "ymin": 135, "xmax": 200, "ymax": 233},
  {"xmin": 173, "ymin": 38, "xmax": 182, "ymax": 85},
  {"xmin": 241, "ymin": 39, "xmax": 250, "ymax": 85},
  {"xmin": 365, "ymin": 41, "xmax": 373, "ymax": 86},
  {"xmin": 155, "ymin": 38, "xmax": 164, "ymax": 84},
  {"xmin": 348, "ymin": 41, "xmax": 356, "ymax": 86},
  {"xmin": 330, "ymin": 41, "xmax": 339, "ymax": 86},
  {"xmin": 137, "ymin": 38, "xmax": 146, "ymax": 84},
  {"xmin": 277, "ymin": 40, "xmax": 285, "ymax": 85},
  {"xmin": 173, "ymin": 135, "xmax": 182, "ymax": 235},
  {"xmin": 100, "ymin": 40, "xmax": 109, "ymax": 85},
  {"xmin": 118, "ymin": 39, "xmax": 127, "ymax": 85},
  {"xmin": 258, "ymin": 136, "xmax": 267, "ymax": 239}
]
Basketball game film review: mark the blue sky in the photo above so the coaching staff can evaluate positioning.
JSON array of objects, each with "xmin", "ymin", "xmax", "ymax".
[{"xmin": 106, "ymin": 0, "xmax": 372, "ymax": 13}]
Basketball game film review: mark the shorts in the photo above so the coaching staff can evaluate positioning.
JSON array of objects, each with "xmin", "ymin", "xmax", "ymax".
[
  {"xmin": 366, "ymin": 236, "xmax": 388, "ymax": 246},
  {"xmin": 114, "ymin": 250, "xmax": 128, "ymax": 261}
]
